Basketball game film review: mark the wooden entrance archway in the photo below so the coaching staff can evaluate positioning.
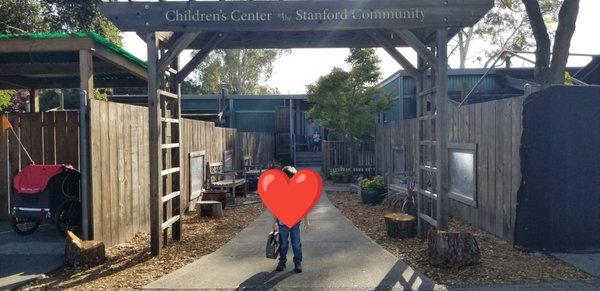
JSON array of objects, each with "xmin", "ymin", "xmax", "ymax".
[{"xmin": 101, "ymin": 0, "xmax": 493, "ymax": 256}]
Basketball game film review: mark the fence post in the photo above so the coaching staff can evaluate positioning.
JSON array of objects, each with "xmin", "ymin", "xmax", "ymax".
[{"xmin": 79, "ymin": 90, "xmax": 90, "ymax": 240}]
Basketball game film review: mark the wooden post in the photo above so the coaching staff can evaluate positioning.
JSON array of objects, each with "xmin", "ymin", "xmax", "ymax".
[
  {"xmin": 435, "ymin": 29, "xmax": 449, "ymax": 230},
  {"xmin": 79, "ymin": 49, "xmax": 94, "ymax": 240},
  {"xmin": 171, "ymin": 56, "xmax": 182, "ymax": 242},
  {"xmin": 416, "ymin": 57, "xmax": 425, "ymax": 238},
  {"xmin": 28, "ymin": 89, "xmax": 39, "ymax": 113},
  {"xmin": 79, "ymin": 50, "xmax": 94, "ymax": 100},
  {"xmin": 147, "ymin": 32, "xmax": 163, "ymax": 256}
]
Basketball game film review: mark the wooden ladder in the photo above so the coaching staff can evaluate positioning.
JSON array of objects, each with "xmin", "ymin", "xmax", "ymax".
[
  {"xmin": 416, "ymin": 82, "xmax": 440, "ymax": 236},
  {"xmin": 148, "ymin": 33, "xmax": 183, "ymax": 255},
  {"xmin": 415, "ymin": 30, "xmax": 450, "ymax": 238}
]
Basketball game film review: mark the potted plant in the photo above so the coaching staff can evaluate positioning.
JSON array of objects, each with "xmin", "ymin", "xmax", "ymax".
[{"xmin": 360, "ymin": 176, "xmax": 385, "ymax": 204}]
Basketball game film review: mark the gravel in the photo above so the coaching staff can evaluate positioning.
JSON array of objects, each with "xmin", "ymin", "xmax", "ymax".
[
  {"xmin": 19, "ymin": 195, "xmax": 265, "ymax": 290},
  {"xmin": 328, "ymin": 191, "xmax": 592, "ymax": 287}
]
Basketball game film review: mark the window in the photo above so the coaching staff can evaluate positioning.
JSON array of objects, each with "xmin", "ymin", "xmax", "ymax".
[
  {"xmin": 189, "ymin": 151, "xmax": 206, "ymax": 201},
  {"xmin": 391, "ymin": 146, "xmax": 407, "ymax": 185},
  {"xmin": 448, "ymin": 143, "xmax": 477, "ymax": 207}
]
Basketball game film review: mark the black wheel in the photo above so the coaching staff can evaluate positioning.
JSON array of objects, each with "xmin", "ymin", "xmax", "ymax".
[
  {"xmin": 11, "ymin": 214, "xmax": 42, "ymax": 235},
  {"xmin": 55, "ymin": 199, "xmax": 82, "ymax": 235}
]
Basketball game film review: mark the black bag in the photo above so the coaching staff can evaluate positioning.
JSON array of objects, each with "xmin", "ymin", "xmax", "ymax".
[{"xmin": 266, "ymin": 231, "xmax": 280, "ymax": 259}]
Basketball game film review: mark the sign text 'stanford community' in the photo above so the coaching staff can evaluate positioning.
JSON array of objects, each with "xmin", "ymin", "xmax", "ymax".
[{"xmin": 165, "ymin": 8, "xmax": 426, "ymax": 23}]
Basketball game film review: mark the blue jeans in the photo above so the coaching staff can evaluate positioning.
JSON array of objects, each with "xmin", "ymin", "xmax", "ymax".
[{"xmin": 278, "ymin": 223, "xmax": 302, "ymax": 264}]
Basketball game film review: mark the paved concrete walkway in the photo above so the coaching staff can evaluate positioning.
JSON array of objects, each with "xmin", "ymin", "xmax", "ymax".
[
  {"xmin": 145, "ymin": 194, "xmax": 439, "ymax": 290},
  {"xmin": 0, "ymin": 221, "xmax": 64, "ymax": 289},
  {"xmin": 553, "ymin": 253, "xmax": 600, "ymax": 277}
]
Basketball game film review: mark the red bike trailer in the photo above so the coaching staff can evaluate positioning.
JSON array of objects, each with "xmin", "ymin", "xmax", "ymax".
[{"xmin": 11, "ymin": 164, "xmax": 81, "ymax": 235}]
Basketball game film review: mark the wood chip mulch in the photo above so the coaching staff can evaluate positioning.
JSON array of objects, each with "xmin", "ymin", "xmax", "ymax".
[
  {"xmin": 328, "ymin": 191, "xmax": 592, "ymax": 287},
  {"xmin": 20, "ymin": 195, "xmax": 265, "ymax": 290}
]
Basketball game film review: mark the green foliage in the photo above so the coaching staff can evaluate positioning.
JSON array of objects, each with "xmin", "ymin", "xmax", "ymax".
[
  {"xmin": 472, "ymin": 0, "xmax": 561, "ymax": 63},
  {"xmin": 307, "ymin": 49, "xmax": 392, "ymax": 143},
  {"xmin": 0, "ymin": 0, "xmax": 49, "ymax": 33},
  {"xmin": 359, "ymin": 176, "xmax": 384, "ymax": 191},
  {"xmin": 564, "ymin": 72, "xmax": 574, "ymax": 85},
  {"xmin": 0, "ymin": 0, "xmax": 122, "ymax": 45},
  {"xmin": 192, "ymin": 49, "xmax": 287, "ymax": 94},
  {"xmin": 0, "ymin": 90, "xmax": 15, "ymax": 111}
]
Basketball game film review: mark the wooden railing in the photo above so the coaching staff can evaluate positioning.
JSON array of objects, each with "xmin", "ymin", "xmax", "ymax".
[{"xmin": 322, "ymin": 140, "xmax": 376, "ymax": 177}]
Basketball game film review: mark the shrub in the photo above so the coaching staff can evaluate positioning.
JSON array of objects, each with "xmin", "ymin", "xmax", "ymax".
[{"xmin": 359, "ymin": 176, "xmax": 384, "ymax": 191}]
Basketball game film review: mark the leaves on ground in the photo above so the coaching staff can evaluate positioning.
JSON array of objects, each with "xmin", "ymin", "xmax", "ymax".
[
  {"xmin": 328, "ymin": 191, "xmax": 591, "ymax": 287},
  {"xmin": 20, "ymin": 196, "xmax": 265, "ymax": 290}
]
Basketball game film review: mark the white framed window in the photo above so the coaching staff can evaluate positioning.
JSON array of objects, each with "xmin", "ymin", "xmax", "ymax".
[{"xmin": 448, "ymin": 143, "xmax": 477, "ymax": 207}]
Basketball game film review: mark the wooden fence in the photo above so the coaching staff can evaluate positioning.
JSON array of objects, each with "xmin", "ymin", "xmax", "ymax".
[
  {"xmin": 0, "ymin": 101, "xmax": 274, "ymax": 247},
  {"xmin": 376, "ymin": 96, "xmax": 524, "ymax": 242},
  {"xmin": 0, "ymin": 112, "xmax": 80, "ymax": 218},
  {"xmin": 375, "ymin": 119, "xmax": 419, "ymax": 181},
  {"xmin": 88, "ymin": 100, "xmax": 273, "ymax": 247},
  {"xmin": 237, "ymin": 132, "xmax": 275, "ymax": 166},
  {"xmin": 322, "ymin": 140, "xmax": 376, "ymax": 177}
]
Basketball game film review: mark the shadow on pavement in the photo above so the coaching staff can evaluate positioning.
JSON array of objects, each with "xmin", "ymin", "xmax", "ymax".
[{"xmin": 237, "ymin": 270, "xmax": 296, "ymax": 290}]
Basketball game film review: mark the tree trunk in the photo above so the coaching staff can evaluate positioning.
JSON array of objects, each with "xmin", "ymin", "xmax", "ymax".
[
  {"xmin": 427, "ymin": 230, "xmax": 480, "ymax": 268},
  {"xmin": 548, "ymin": 0, "xmax": 580, "ymax": 84},
  {"xmin": 522, "ymin": 0, "xmax": 552, "ymax": 85},
  {"xmin": 522, "ymin": 0, "xmax": 580, "ymax": 86},
  {"xmin": 65, "ymin": 231, "xmax": 106, "ymax": 268},
  {"xmin": 384, "ymin": 213, "xmax": 416, "ymax": 238},
  {"xmin": 196, "ymin": 201, "xmax": 224, "ymax": 218}
]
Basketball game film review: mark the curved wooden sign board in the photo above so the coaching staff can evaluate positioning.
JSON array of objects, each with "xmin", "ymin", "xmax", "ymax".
[{"xmin": 101, "ymin": 0, "xmax": 493, "ymax": 33}]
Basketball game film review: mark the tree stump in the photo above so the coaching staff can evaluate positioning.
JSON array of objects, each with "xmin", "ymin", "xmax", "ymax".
[
  {"xmin": 427, "ymin": 230, "xmax": 480, "ymax": 268},
  {"xmin": 384, "ymin": 213, "xmax": 416, "ymax": 238},
  {"xmin": 196, "ymin": 201, "xmax": 224, "ymax": 218},
  {"xmin": 64, "ymin": 231, "xmax": 106, "ymax": 268},
  {"xmin": 202, "ymin": 190, "xmax": 228, "ymax": 208}
]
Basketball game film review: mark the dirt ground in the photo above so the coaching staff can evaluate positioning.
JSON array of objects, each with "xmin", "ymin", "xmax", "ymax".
[
  {"xmin": 328, "ymin": 191, "xmax": 592, "ymax": 287},
  {"xmin": 20, "ymin": 195, "xmax": 264, "ymax": 290}
]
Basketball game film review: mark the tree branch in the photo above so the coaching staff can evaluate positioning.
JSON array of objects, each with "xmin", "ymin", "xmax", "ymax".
[
  {"xmin": 549, "ymin": 0, "xmax": 580, "ymax": 84},
  {"xmin": 521, "ymin": 0, "xmax": 552, "ymax": 83}
]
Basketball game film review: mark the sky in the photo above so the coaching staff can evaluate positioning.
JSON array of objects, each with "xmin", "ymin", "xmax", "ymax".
[{"xmin": 122, "ymin": 0, "xmax": 600, "ymax": 94}]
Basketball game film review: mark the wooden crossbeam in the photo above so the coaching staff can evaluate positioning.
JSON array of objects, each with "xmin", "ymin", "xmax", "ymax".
[
  {"xmin": 175, "ymin": 33, "xmax": 227, "ymax": 83},
  {"xmin": 162, "ymin": 215, "xmax": 181, "ymax": 230},
  {"xmin": 161, "ymin": 191, "xmax": 181, "ymax": 203},
  {"xmin": 367, "ymin": 30, "xmax": 419, "ymax": 79},
  {"xmin": 157, "ymin": 32, "xmax": 201, "ymax": 74},
  {"xmin": 393, "ymin": 29, "xmax": 438, "ymax": 69},
  {"xmin": 0, "ymin": 62, "xmax": 124, "ymax": 76}
]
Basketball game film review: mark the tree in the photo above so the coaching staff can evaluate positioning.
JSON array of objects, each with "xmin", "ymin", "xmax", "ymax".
[
  {"xmin": 522, "ymin": 0, "xmax": 580, "ymax": 85},
  {"xmin": 43, "ymin": 0, "xmax": 122, "ymax": 45},
  {"xmin": 453, "ymin": 0, "xmax": 561, "ymax": 68},
  {"xmin": 1, "ymin": 0, "xmax": 122, "ymax": 45},
  {"xmin": 0, "ymin": 0, "xmax": 49, "ymax": 34},
  {"xmin": 192, "ymin": 49, "xmax": 287, "ymax": 94},
  {"xmin": 307, "ymin": 48, "xmax": 392, "ymax": 143}
]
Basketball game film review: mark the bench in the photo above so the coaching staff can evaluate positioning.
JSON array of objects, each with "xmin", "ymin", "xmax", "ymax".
[{"xmin": 207, "ymin": 162, "xmax": 247, "ymax": 202}]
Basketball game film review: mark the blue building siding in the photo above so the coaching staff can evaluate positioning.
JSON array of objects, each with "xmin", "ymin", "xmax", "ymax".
[{"xmin": 376, "ymin": 68, "xmax": 540, "ymax": 123}]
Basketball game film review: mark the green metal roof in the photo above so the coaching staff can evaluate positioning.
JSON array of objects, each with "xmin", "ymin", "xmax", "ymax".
[{"xmin": 0, "ymin": 32, "xmax": 147, "ymax": 70}]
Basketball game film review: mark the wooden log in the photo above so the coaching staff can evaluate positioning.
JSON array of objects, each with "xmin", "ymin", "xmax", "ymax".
[
  {"xmin": 196, "ymin": 201, "xmax": 224, "ymax": 218},
  {"xmin": 64, "ymin": 231, "xmax": 106, "ymax": 268},
  {"xmin": 427, "ymin": 230, "xmax": 481, "ymax": 268},
  {"xmin": 384, "ymin": 213, "xmax": 416, "ymax": 239}
]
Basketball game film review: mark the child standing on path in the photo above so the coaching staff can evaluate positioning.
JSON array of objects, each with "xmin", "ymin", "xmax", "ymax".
[{"xmin": 271, "ymin": 166, "xmax": 310, "ymax": 273}]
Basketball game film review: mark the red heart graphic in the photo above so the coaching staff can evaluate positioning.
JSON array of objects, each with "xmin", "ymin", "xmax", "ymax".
[{"xmin": 258, "ymin": 169, "xmax": 323, "ymax": 228}]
